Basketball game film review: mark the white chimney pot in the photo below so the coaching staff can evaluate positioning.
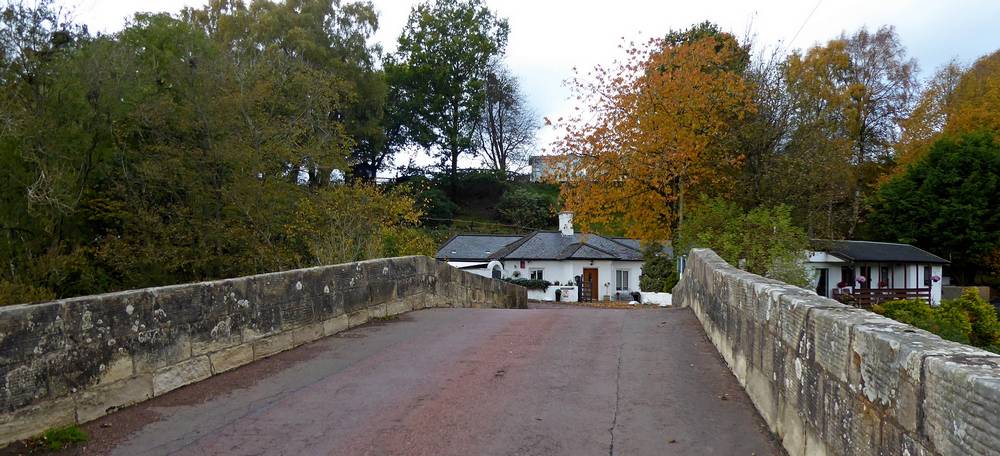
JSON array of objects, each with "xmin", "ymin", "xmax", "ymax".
[{"xmin": 559, "ymin": 211, "xmax": 574, "ymax": 236}]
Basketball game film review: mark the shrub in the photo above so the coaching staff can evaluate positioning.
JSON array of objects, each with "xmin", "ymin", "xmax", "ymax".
[
  {"xmin": 496, "ymin": 188, "xmax": 556, "ymax": 229},
  {"xmin": 638, "ymin": 243, "xmax": 677, "ymax": 292},
  {"xmin": 503, "ymin": 278, "xmax": 551, "ymax": 290},
  {"xmin": 943, "ymin": 288, "xmax": 1000, "ymax": 348},
  {"xmin": 873, "ymin": 293, "xmax": 1000, "ymax": 351}
]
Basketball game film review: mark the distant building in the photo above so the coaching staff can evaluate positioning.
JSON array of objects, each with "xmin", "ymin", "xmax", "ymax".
[
  {"xmin": 528, "ymin": 154, "xmax": 581, "ymax": 183},
  {"xmin": 436, "ymin": 212, "xmax": 660, "ymax": 302}
]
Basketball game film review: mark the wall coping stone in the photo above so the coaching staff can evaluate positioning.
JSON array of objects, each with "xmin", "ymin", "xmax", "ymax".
[
  {"xmin": 0, "ymin": 256, "xmax": 525, "ymax": 446},
  {"xmin": 674, "ymin": 248, "xmax": 1000, "ymax": 456}
]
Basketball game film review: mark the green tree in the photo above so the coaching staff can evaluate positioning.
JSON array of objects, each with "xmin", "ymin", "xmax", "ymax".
[
  {"xmin": 677, "ymin": 198, "xmax": 810, "ymax": 286},
  {"xmin": 388, "ymin": 0, "xmax": 509, "ymax": 195},
  {"xmin": 868, "ymin": 132, "xmax": 1000, "ymax": 284},
  {"xmin": 0, "ymin": 0, "xmax": 433, "ymax": 305},
  {"xmin": 781, "ymin": 26, "xmax": 918, "ymax": 238}
]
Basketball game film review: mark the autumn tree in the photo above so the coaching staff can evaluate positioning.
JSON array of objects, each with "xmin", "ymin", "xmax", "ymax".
[
  {"xmin": 945, "ymin": 50, "xmax": 1000, "ymax": 136},
  {"xmin": 895, "ymin": 62, "xmax": 964, "ymax": 169},
  {"xmin": 387, "ymin": 0, "xmax": 509, "ymax": 195},
  {"xmin": 782, "ymin": 26, "xmax": 918, "ymax": 237},
  {"xmin": 552, "ymin": 23, "xmax": 753, "ymax": 242},
  {"xmin": 476, "ymin": 62, "xmax": 537, "ymax": 176}
]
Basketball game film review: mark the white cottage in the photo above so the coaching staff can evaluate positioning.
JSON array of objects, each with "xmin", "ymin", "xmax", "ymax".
[
  {"xmin": 436, "ymin": 212, "xmax": 646, "ymax": 302},
  {"xmin": 806, "ymin": 240, "xmax": 948, "ymax": 305}
]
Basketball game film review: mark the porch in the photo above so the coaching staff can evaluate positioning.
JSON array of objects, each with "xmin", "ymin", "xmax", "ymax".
[{"xmin": 832, "ymin": 287, "xmax": 932, "ymax": 307}]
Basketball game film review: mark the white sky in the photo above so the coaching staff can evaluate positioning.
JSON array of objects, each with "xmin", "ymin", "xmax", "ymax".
[{"xmin": 57, "ymin": 0, "xmax": 1000, "ymax": 172}]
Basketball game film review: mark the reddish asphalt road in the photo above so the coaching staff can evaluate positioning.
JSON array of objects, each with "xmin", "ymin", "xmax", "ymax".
[{"xmin": 70, "ymin": 306, "xmax": 781, "ymax": 455}]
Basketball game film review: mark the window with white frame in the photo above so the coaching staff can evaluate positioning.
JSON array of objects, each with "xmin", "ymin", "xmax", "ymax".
[
  {"xmin": 530, "ymin": 268, "xmax": 544, "ymax": 281},
  {"xmin": 615, "ymin": 269, "xmax": 630, "ymax": 291}
]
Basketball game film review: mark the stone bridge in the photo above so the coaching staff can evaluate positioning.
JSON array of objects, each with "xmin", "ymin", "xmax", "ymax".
[{"xmin": 1, "ymin": 252, "xmax": 998, "ymax": 455}]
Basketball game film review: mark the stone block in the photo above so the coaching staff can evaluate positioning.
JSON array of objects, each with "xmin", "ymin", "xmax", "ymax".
[
  {"xmin": 191, "ymin": 315, "xmax": 241, "ymax": 356},
  {"xmin": 922, "ymin": 354, "xmax": 1000, "ymax": 455},
  {"xmin": 341, "ymin": 287, "xmax": 370, "ymax": 314},
  {"xmin": 96, "ymin": 355, "xmax": 134, "ymax": 386},
  {"xmin": 279, "ymin": 294, "xmax": 316, "ymax": 331},
  {"xmin": 0, "ymin": 396, "xmax": 76, "ymax": 445},
  {"xmin": 0, "ymin": 360, "xmax": 49, "ymax": 412},
  {"xmin": 133, "ymin": 328, "xmax": 192, "ymax": 373},
  {"xmin": 323, "ymin": 315, "xmax": 350, "ymax": 336},
  {"xmin": 369, "ymin": 281, "xmax": 396, "ymax": 306},
  {"xmin": 314, "ymin": 289, "xmax": 345, "ymax": 320},
  {"xmin": 0, "ymin": 302, "xmax": 64, "ymax": 368},
  {"xmin": 152, "ymin": 356, "xmax": 211, "ymax": 396},
  {"xmin": 347, "ymin": 309, "xmax": 370, "ymax": 328},
  {"xmin": 386, "ymin": 299, "xmax": 411, "ymax": 317},
  {"xmin": 290, "ymin": 323, "xmax": 325, "ymax": 347},
  {"xmin": 76, "ymin": 375, "xmax": 153, "ymax": 423},
  {"xmin": 368, "ymin": 303, "xmax": 388, "ymax": 319},
  {"xmin": 251, "ymin": 332, "xmax": 293, "ymax": 359},
  {"xmin": 208, "ymin": 344, "xmax": 253, "ymax": 374}
]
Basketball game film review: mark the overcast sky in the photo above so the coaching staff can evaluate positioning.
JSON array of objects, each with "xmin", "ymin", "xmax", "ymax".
[{"xmin": 57, "ymin": 0, "xmax": 1000, "ymax": 171}]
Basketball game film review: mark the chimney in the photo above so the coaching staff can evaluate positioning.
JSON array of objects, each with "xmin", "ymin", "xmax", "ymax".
[{"xmin": 559, "ymin": 211, "xmax": 574, "ymax": 236}]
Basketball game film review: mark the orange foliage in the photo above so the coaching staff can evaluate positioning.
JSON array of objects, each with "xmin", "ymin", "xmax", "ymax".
[
  {"xmin": 945, "ymin": 49, "xmax": 1000, "ymax": 136},
  {"xmin": 896, "ymin": 50, "xmax": 1000, "ymax": 171},
  {"xmin": 549, "ymin": 34, "xmax": 753, "ymax": 242}
]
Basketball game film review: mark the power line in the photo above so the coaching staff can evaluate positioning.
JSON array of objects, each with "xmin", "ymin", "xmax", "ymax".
[{"xmin": 787, "ymin": 0, "xmax": 823, "ymax": 50}]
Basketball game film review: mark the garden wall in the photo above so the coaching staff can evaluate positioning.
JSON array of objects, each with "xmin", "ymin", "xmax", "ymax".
[
  {"xmin": 673, "ymin": 248, "xmax": 1000, "ymax": 456},
  {"xmin": 0, "ymin": 256, "xmax": 526, "ymax": 445}
]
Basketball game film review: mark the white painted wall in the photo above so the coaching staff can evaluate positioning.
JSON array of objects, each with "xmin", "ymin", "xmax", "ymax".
[
  {"xmin": 805, "ymin": 261, "xmax": 944, "ymax": 304},
  {"xmin": 504, "ymin": 259, "xmax": 644, "ymax": 301},
  {"xmin": 640, "ymin": 292, "xmax": 672, "ymax": 306}
]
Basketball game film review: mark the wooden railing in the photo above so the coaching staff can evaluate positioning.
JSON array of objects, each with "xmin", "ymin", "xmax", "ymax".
[{"xmin": 833, "ymin": 288, "xmax": 931, "ymax": 307}]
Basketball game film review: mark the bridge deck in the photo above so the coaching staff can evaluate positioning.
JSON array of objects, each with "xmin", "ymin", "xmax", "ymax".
[{"xmin": 68, "ymin": 306, "xmax": 781, "ymax": 455}]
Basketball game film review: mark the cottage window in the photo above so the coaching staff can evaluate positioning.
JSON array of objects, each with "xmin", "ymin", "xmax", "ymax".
[
  {"xmin": 530, "ymin": 269, "xmax": 544, "ymax": 281},
  {"xmin": 616, "ymin": 270, "xmax": 630, "ymax": 291},
  {"xmin": 923, "ymin": 266, "xmax": 931, "ymax": 287}
]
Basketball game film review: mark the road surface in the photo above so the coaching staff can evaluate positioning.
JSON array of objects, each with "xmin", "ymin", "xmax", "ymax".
[{"xmin": 61, "ymin": 306, "xmax": 782, "ymax": 455}]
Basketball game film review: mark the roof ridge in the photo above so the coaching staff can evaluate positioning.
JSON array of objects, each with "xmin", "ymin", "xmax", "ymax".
[
  {"xmin": 488, "ymin": 231, "xmax": 538, "ymax": 259},
  {"xmin": 605, "ymin": 237, "xmax": 642, "ymax": 253},
  {"xmin": 812, "ymin": 238, "xmax": 910, "ymax": 246},
  {"xmin": 577, "ymin": 241, "xmax": 616, "ymax": 257}
]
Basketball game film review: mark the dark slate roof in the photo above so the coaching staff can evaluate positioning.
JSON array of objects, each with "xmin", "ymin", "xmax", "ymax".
[
  {"xmin": 610, "ymin": 238, "xmax": 640, "ymax": 250},
  {"xmin": 811, "ymin": 240, "xmax": 949, "ymax": 264},
  {"xmin": 484, "ymin": 231, "xmax": 643, "ymax": 261},
  {"xmin": 436, "ymin": 234, "xmax": 522, "ymax": 261},
  {"xmin": 435, "ymin": 231, "xmax": 645, "ymax": 261}
]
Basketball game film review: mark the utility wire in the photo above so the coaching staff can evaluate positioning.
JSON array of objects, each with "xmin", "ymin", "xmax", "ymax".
[{"xmin": 787, "ymin": 0, "xmax": 823, "ymax": 50}]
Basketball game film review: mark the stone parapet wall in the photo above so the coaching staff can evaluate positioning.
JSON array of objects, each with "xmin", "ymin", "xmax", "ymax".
[
  {"xmin": 0, "ymin": 256, "xmax": 526, "ymax": 445},
  {"xmin": 673, "ymin": 249, "xmax": 1000, "ymax": 456}
]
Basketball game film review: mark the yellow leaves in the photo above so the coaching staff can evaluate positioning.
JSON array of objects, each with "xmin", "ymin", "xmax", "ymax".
[
  {"xmin": 551, "ymin": 31, "xmax": 753, "ymax": 242},
  {"xmin": 945, "ymin": 50, "xmax": 1000, "ymax": 137},
  {"xmin": 896, "ymin": 51, "xmax": 1000, "ymax": 173}
]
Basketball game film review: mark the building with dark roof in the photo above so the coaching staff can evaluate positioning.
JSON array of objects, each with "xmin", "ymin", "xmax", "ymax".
[
  {"xmin": 806, "ymin": 239, "xmax": 948, "ymax": 304},
  {"xmin": 435, "ymin": 212, "xmax": 649, "ymax": 302}
]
